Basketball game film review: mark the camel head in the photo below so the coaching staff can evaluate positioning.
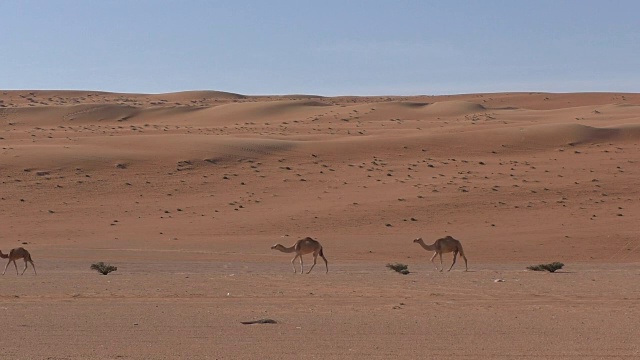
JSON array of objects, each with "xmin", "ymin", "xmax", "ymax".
[
  {"xmin": 271, "ymin": 244, "xmax": 283, "ymax": 250},
  {"xmin": 413, "ymin": 237, "xmax": 423, "ymax": 244}
]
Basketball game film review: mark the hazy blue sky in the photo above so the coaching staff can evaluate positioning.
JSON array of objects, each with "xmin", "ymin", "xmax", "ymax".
[{"xmin": 1, "ymin": 1, "xmax": 638, "ymax": 95}]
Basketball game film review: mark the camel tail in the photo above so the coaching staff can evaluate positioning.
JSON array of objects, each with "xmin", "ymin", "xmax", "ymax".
[
  {"xmin": 457, "ymin": 242, "xmax": 469, "ymax": 271},
  {"xmin": 457, "ymin": 243, "xmax": 469, "ymax": 262},
  {"xmin": 319, "ymin": 247, "xmax": 329, "ymax": 273},
  {"xmin": 458, "ymin": 243, "xmax": 465, "ymax": 257}
]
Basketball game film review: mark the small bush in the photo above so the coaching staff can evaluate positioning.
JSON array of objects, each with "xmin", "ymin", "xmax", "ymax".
[
  {"xmin": 527, "ymin": 262, "xmax": 564, "ymax": 273},
  {"xmin": 386, "ymin": 262, "xmax": 410, "ymax": 275},
  {"xmin": 91, "ymin": 262, "xmax": 118, "ymax": 275}
]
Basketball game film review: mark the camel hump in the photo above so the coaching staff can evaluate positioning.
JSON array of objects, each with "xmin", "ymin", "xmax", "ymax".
[
  {"xmin": 443, "ymin": 235, "xmax": 462, "ymax": 244},
  {"xmin": 8, "ymin": 247, "xmax": 32, "ymax": 259},
  {"xmin": 436, "ymin": 235, "xmax": 455, "ymax": 243},
  {"xmin": 298, "ymin": 236, "xmax": 319, "ymax": 246}
]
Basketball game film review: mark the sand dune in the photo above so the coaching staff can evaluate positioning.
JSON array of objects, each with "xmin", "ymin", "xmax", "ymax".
[
  {"xmin": 427, "ymin": 122, "xmax": 640, "ymax": 149},
  {"xmin": 157, "ymin": 90, "xmax": 247, "ymax": 101},
  {"xmin": 422, "ymin": 100, "xmax": 487, "ymax": 115},
  {"xmin": 9, "ymin": 121, "xmax": 636, "ymax": 172},
  {"xmin": 177, "ymin": 99, "xmax": 333, "ymax": 125},
  {"xmin": 3, "ymin": 90, "xmax": 638, "ymax": 248},
  {"xmin": 1, "ymin": 90, "xmax": 639, "ymax": 359},
  {"xmin": 2, "ymin": 135, "xmax": 300, "ymax": 171}
]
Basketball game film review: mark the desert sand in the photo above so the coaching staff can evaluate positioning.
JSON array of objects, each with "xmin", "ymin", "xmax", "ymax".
[{"xmin": 1, "ymin": 90, "xmax": 639, "ymax": 359}]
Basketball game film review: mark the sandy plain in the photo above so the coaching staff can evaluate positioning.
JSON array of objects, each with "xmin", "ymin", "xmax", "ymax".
[{"xmin": 0, "ymin": 90, "xmax": 639, "ymax": 359}]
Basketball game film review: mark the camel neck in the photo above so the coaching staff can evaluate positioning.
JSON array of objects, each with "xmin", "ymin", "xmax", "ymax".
[
  {"xmin": 417, "ymin": 241, "xmax": 435, "ymax": 251},
  {"xmin": 278, "ymin": 246, "xmax": 297, "ymax": 253}
]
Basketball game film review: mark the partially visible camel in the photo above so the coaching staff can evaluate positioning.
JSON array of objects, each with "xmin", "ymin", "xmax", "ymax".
[
  {"xmin": 271, "ymin": 237, "xmax": 328, "ymax": 274},
  {"xmin": 0, "ymin": 247, "xmax": 37, "ymax": 275},
  {"xmin": 413, "ymin": 236, "xmax": 468, "ymax": 272}
]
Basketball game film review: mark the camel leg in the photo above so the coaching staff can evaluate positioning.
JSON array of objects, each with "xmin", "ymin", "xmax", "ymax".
[
  {"xmin": 2, "ymin": 260, "xmax": 11, "ymax": 275},
  {"xmin": 13, "ymin": 260, "xmax": 19, "ymax": 275},
  {"xmin": 21, "ymin": 259, "xmax": 28, "ymax": 275},
  {"xmin": 291, "ymin": 255, "xmax": 299, "ymax": 273},
  {"xmin": 299, "ymin": 255, "xmax": 304, "ymax": 274},
  {"xmin": 448, "ymin": 251, "xmax": 458, "ymax": 271},
  {"xmin": 307, "ymin": 254, "xmax": 318, "ymax": 274},
  {"xmin": 461, "ymin": 254, "xmax": 468, "ymax": 271},
  {"xmin": 439, "ymin": 253, "xmax": 444, "ymax": 272},
  {"xmin": 430, "ymin": 252, "xmax": 439, "ymax": 271},
  {"xmin": 30, "ymin": 260, "xmax": 37, "ymax": 275},
  {"xmin": 321, "ymin": 255, "xmax": 329, "ymax": 273}
]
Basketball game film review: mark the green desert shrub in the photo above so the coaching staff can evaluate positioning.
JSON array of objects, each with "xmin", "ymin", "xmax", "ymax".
[
  {"xmin": 91, "ymin": 262, "xmax": 118, "ymax": 275},
  {"xmin": 386, "ymin": 262, "xmax": 410, "ymax": 275},
  {"xmin": 527, "ymin": 262, "xmax": 564, "ymax": 273}
]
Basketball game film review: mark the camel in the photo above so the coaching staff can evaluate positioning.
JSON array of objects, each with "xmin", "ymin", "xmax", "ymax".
[
  {"xmin": 0, "ymin": 247, "xmax": 37, "ymax": 275},
  {"xmin": 271, "ymin": 237, "xmax": 328, "ymax": 274},
  {"xmin": 413, "ymin": 236, "xmax": 468, "ymax": 272}
]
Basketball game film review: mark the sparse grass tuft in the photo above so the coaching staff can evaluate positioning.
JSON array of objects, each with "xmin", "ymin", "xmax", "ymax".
[
  {"xmin": 91, "ymin": 262, "xmax": 118, "ymax": 275},
  {"xmin": 527, "ymin": 262, "xmax": 564, "ymax": 273},
  {"xmin": 386, "ymin": 263, "xmax": 410, "ymax": 275}
]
